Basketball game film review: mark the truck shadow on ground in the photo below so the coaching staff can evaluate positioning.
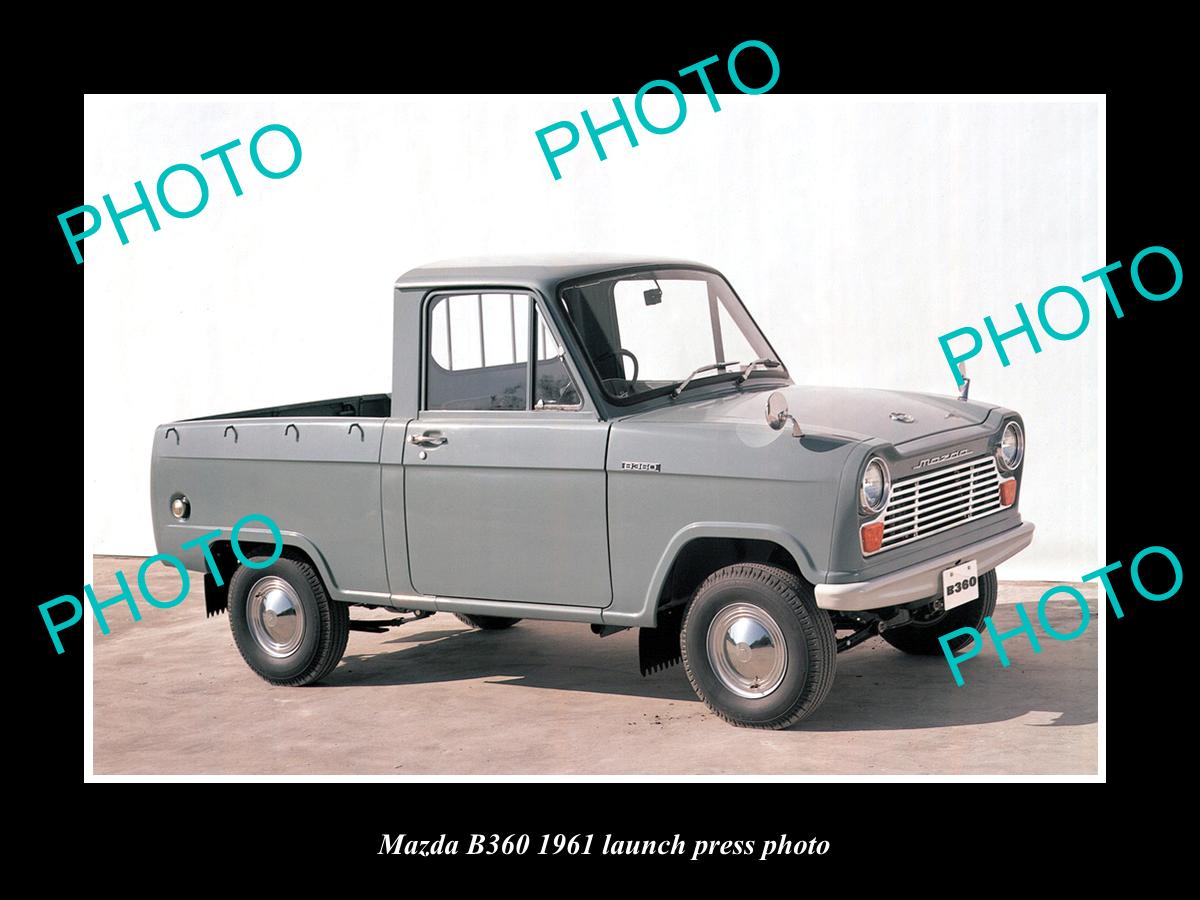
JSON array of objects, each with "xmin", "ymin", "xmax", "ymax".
[{"xmin": 327, "ymin": 618, "xmax": 1097, "ymax": 732}]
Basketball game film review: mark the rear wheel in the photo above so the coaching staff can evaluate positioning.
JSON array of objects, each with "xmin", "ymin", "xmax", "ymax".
[
  {"xmin": 453, "ymin": 613, "xmax": 521, "ymax": 630},
  {"xmin": 880, "ymin": 569, "xmax": 998, "ymax": 655},
  {"xmin": 228, "ymin": 555, "xmax": 349, "ymax": 686},
  {"xmin": 681, "ymin": 563, "xmax": 836, "ymax": 729}
]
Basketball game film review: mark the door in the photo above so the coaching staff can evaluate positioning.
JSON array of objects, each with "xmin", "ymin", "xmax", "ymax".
[{"xmin": 403, "ymin": 290, "xmax": 611, "ymax": 608}]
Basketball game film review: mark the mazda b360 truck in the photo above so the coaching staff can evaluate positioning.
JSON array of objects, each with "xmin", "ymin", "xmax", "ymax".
[{"xmin": 151, "ymin": 256, "xmax": 1034, "ymax": 728}]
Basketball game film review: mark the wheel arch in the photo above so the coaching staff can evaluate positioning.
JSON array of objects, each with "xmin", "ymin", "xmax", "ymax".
[
  {"xmin": 635, "ymin": 523, "xmax": 820, "ymax": 627},
  {"xmin": 191, "ymin": 528, "xmax": 341, "ymax": 618}
]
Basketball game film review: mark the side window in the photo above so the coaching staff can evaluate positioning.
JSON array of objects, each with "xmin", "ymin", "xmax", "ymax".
[
  {"xmin": 534, "ymin": 305, "xmax": 581, "ymax": 409},
  {"xmin": 426, "ymin": 293, "xmax": 530, "ymax": 411}
]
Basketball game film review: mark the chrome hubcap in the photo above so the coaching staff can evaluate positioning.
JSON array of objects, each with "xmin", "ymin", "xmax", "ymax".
[
  {"xmin": 707, "ymin": 603, "xmax": 788, "ymax": 698},
  {"xmin": 246, "ymin": 576, "xmax": 305, "ymax": 658}
]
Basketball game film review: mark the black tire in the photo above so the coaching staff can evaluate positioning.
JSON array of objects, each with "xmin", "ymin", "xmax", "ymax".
[
  {"xmin": 880, "ymin": 568, "xmax": 998, "ymax": 655},
  {"xmin": 681, "ymin": 563, "xmax": 837, "ymax": 729},
  {"xmin": 228, "ymin": 554, "xmax": 349, "ymax": 686},
  {"xmin": 453, "ymin": 613, "xmax": 521, "ymax": 630}
]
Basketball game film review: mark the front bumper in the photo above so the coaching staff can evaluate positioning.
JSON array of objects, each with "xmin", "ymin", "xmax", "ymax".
[{"xmin": 814, "ymin": 521, "xmax": 1035, "ymax": 611}]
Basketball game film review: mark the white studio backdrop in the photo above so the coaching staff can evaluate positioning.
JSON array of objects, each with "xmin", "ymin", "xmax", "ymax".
[{"xmin": 84, "ymin": 95, "xmax": 1099, "ymax": 581}]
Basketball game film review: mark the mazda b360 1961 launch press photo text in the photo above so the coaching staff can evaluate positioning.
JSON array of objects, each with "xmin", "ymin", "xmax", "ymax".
[{"xmin": 150, "ymin": 256, "xmax": 1034, "ymax": 728}]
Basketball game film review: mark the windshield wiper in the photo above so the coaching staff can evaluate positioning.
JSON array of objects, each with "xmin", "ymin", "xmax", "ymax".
[
  {"xmin": 738, "ymin": 357, "xmax": 783, "ymax": 384},
  {"xmin": 671, "ymin": 361, "xmax": 741, "ymax": 398}
]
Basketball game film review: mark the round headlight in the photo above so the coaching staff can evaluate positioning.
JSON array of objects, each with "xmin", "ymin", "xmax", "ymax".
[
  {"xmin": 998, "ymin": 422, "xmax": 1024, "ymax": 470},
  {"xmin": 171, "ymin": 496, "xmax": 190, "ymax": 519},
  {"xmin": 860, "ymin": 457, "xmax": 890, "ymax": 513}
]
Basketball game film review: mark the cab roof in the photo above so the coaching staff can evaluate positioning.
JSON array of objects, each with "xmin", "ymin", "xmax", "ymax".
[{"xmin": 394, "ymin": 254, "xmax": 718, "ymax": 292}]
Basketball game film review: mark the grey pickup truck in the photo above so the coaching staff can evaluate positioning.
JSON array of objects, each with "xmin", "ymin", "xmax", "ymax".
[{"xmin": 151, "ymin": 255, "xmax": 1034, "ymax": 729}]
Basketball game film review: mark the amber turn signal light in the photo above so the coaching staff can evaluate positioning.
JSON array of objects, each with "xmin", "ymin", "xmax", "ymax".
[
  {"xmin": 861, "ymin": 521, "xmax": 884, "ymax": 554},
  {"xmin": 999, "ymin": 478, "xmax": 1017, "ymax": 507}
]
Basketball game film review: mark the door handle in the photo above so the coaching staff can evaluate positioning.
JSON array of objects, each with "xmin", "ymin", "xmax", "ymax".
[{"xmin": 409, "ymin": 433, "xmax": 448, "ymax": 448}]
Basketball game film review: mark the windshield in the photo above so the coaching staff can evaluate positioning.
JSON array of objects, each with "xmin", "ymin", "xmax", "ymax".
[{"xmin": 558, "ymin": 268, "xmax": 785, "ymax": 403}]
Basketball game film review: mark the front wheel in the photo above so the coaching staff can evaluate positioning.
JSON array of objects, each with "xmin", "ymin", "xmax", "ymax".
[
  {"xmin": 880, "ymin": 568, "xmax": 998, "ymax": 655},
  {"xmin": 228, "ymin": 555, "xmax": 349, "ymax": 686},
  {"xmin": 681, "ymin": 563, "xmax": 837, "ymax": 729}
]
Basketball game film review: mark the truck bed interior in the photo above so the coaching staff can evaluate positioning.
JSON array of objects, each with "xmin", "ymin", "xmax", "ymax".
[{"xmin": 187, "ymin": 394, "xmax": 392, "ymax": 420}]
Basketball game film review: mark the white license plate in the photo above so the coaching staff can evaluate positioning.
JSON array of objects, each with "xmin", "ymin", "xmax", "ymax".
[{"xmin": 942, "ymin": 560, "xmax": 979, "ymax": 610}]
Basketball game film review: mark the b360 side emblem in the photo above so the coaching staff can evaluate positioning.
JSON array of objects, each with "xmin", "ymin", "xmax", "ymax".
[{"xmin": 621, "ymin": 461, "xmax": 662, "ymax": 472}]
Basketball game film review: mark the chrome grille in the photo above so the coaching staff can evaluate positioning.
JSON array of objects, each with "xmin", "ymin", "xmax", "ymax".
[{"xmin": 878, "ymin": 455, "xmax": 1003, "ymax": 552}]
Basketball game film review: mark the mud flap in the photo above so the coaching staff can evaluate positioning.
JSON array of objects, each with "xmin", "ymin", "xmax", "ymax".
[
  {"xmin": 203, "ymin": 543, "xmax": 236, "ymax": 618},
  {"xmin": 639, "ymin": 605, "xmax": 684, "ymax": 676},
  {"xmin": 204, "ymin": 570, "xmax": 229, "ymax": 618}
]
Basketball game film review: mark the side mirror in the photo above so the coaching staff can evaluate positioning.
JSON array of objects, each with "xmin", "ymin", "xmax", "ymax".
[
  {"xmin": 957, "ymin": 362, "xmax": 970, "ymax": 401},
  {"xmin": 766, "ymin": 391, "xmax": 803, "ymax": 438}
]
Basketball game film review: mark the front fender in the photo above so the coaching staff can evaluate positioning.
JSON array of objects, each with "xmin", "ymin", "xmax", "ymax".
[{"xmin": 600, "ymin": 521, "xmax": 820, "ymax": 628}]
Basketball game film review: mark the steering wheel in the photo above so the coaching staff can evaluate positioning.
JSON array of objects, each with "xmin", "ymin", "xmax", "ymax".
[{"xmin": 594, "ymin": 348, "xmax": 639, "ymax": 385}]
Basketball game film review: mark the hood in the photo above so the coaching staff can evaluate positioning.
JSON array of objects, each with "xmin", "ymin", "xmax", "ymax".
[{"xmin": 622, "ymin": 385, "xmax": 995, "ymax": 446}]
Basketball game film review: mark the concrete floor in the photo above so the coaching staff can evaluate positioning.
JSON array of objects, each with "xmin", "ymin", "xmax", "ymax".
[{"xmin": 91, "ymin": 556, "xmax": 1097, "ymax": 776}]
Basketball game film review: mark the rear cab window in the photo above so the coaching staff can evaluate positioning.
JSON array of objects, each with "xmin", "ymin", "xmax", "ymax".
[{"xmin": 425, "ymin": 292, "xmax": 582, "ymax": 412}]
